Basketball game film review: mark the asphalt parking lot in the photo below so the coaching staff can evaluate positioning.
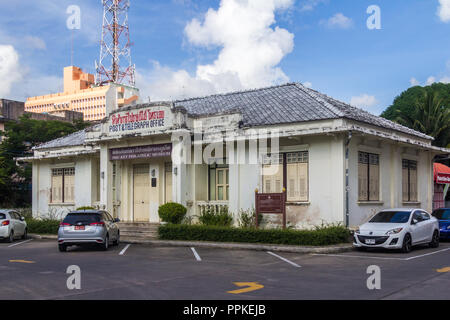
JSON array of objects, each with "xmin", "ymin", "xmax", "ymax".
[{"xmin": 0, "ymin": 239, "xmax": 449, "ymax": 300}]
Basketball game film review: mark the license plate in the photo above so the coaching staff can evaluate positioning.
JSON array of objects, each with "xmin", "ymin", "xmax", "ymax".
[
  {"xmin": 75, "ymin": 226, "xmax": 85, "ymax": 231},
  {"xmin": 365, "ymin": 239, "xmax": 376, "ymax": 245}
]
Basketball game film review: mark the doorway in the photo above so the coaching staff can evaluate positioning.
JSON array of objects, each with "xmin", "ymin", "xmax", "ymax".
[{"xmin": 133, "ymin": 164, "xmax": 150, "ymax": 222}]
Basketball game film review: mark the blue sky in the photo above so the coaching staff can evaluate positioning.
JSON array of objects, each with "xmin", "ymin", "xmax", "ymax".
[{"xmin": 1, "ymin": 0, "xmax": 450, "ymax": 115}]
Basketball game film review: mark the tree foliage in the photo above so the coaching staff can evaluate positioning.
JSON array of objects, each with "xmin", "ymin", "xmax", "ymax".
[
  {"xmin": 0, "ymin": 115, "xmax": 89, "ymax": 207},
  {"xmin": 381, "ymin": 83, "xmax": 450, "ymax": 148}
]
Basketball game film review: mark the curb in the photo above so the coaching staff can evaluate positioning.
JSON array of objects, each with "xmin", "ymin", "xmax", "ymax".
[
  {"xmin": 121, "ymin": 238, "xmax": 354, "ymax": 254},
  {"xmin": 29, "ymin": 234, "xmax": 353, "ymax": 254}
]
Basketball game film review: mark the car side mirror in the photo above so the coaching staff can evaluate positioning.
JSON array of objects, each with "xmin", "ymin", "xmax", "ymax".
[
  {"xmin": 114, "ymin": 218, "xmax": 120, "ymax": 223},
  {"xmin": 411, "ymin": 219, "xmax": 418, "ymax": 225},
  {"xmin": 20, "ymin": 217, "xmax": 25, "ymax": 221}
]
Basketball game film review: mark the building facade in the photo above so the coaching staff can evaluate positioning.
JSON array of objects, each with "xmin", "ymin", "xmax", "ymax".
[
  {"xmin": 22, "ymin": 83, "xmax": 449, "ymax": 228},
  {"xmin": 25, "ymin": 66, "xmax": 140, "ymax": 121}
]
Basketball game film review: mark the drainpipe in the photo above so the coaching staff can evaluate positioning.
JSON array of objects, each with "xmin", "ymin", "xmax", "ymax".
[{"xmin": 345, "ymin": 131, "xmax": 353, "ymax": 227}]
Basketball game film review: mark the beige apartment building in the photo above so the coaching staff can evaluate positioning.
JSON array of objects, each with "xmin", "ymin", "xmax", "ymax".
[{"xmin": 25, "ymin": 66, "xmax": 140, "ymax": 121}]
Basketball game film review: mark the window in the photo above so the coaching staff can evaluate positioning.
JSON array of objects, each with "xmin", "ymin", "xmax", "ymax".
[
  {"xmin": 51, "ymin": 168, "xmax": 75, "ymax": 203},
  {"xmin": 402, "ymin": 159, "xmax": 418, "ymax": 202},
  {"xmin": 358, "ymin": 152, "xmax": 380, "ymax": 201},
  {"xmin": 208, "ymin": 164, "xmax": 229, "ymax": 201},
  {"xmin": 262, "ymin": 151, "xmax": 309, "ymax": 202}
]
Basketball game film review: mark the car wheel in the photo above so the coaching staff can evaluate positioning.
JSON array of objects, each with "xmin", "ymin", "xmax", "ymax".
[
  {"xmin": 113, "ymin": 232, "xmax": 120, "ymax": 246},
  {"xmin": 101, "ymin": 234, "xmax": 109, "ymax": 251},
  {"xmin": 21, "ymin": 228, "xmax": 27, "ymax": 240},
  {"xmin": 401, "ymin": 234, "xmax": 412, "ymax": 253},
  {"xmin": 429, "ymin": 231, "xmax": 440, "ymax": 248},
  {"xmin": 58, "ymin": 244, "xmax": 67, "ymax": 252},
  {"xmin": 7, "ymin": 230, "xmax": 14, "ymax": 243}
]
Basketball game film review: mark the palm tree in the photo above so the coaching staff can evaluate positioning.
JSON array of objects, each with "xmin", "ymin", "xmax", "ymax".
[{"xmin": 395, "ymin": 91, "xmax": 450, "ymax": 147}]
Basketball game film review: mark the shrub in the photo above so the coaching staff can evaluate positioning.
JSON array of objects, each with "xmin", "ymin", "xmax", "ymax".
[
  {"xmin": 159, "ymin": 224, "xmax": 351, "ymax": 246},
  {"xmin": 238, "ymin": 208, "xmax": 257, "ymax": 228},
  {"xmin": 158, "ymin": 203, "xmax": 187, "ymax": 224},
  {"xmin": 76, "ymin": 206, "xmax": 96, "ymax": 211},
  {"xmin": 198, "ymin": 206, "xmax": 233, "ymax": 227},
  {"xmin": 26, "ymin": 218, "xmax": 60, "ymax": 235}
]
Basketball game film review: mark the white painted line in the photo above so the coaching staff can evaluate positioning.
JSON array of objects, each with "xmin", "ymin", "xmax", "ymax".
[
  {"xmin": 312, "ymin": 253, "xmax": 404, "ymax": 261},
  {"xmin": 404, "ymin": 247, "xmax": 450, "ymax": 261},
  {"xmin": 267, "ymin": 251, "xmax": 301, "ymax": 268},
  {"xmin": 8, "ymin": 239, "xmax": 32, "ymax": 248},
  {"xmin": 119, "ymin": 244, "xmax": 131, "ymax": 256},
  {"xmin": 191, "ymin": 247, "xmax": 202, "ymax": 261}
]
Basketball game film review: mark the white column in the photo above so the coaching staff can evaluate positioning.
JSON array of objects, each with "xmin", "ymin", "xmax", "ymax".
[
  {"xmin": 171, "ymin": 131, "xmax": 189, "ymax": 206},
  {"xmin": 100, "ymin": 144, "xmax": 113, "ymax": 212}
]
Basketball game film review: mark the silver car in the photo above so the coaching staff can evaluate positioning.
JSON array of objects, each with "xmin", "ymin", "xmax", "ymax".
[
  {"xmin": 0, "ymin": 210, "xmax": 28, "ymax": 243},
  {"xmin": 58, "ymin": 210, "xmax": 120, "ymax": 252}
]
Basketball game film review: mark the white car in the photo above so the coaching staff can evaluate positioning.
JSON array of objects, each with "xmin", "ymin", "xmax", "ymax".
[
  {"xmin": 0, "ymin": 210, "xmax": 28, "ymax": 243},
  {"xmin": 354, "ymin": 208, "xmax": 440, "ymax": 253}
]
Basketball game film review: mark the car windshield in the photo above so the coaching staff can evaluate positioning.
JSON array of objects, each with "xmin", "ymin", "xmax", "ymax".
[
  {"xmin": 0, "ymin": 213, "xmax": 5, "ymax": 220},
  {"xmin": 369, "ymin": 211, "xmax": 411, "ymax": 223},
  {"xmin": 63, "ymin": 213, "xmax": 101, "ymax": 225},
  {"xmin": 432, "ymin": 209, "xmax": 450, "ymax": 220}
]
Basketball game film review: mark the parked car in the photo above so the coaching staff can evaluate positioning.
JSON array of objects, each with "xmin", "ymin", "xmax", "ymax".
[
  {"xmin": 58, "ymin": 210, "xmax": 120, "ymax": 252},
  {"xmin": 432, "ymin": 208, "xmax": 450, "ymax": 240},
  {"xmin": 354, "ymin": 208, "xmax": 440, "ymax": 253},
  {"xmin": 0, "ymin": 210, "xmax": 28, "ymax": 243}
]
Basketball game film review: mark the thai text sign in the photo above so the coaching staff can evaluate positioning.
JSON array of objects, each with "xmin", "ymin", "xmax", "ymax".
[
  {"xmin": 110, "ymin": 144, "xmax": 172, "ymax": 161},
  {"xmin": 108, "ymin": 106, "xmax": 172, "ymax": 135}
]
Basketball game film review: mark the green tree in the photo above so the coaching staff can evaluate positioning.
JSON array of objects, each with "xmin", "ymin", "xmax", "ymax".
[
  {"xmin": 0, "ymin": 115, "xmax": 90, "ymax": 207},
  {"xmin": 382, "ymin": 83, "xmax": 450, "ymax": 148}
]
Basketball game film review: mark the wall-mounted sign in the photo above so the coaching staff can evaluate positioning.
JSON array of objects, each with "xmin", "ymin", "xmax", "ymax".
[
  {"xmin": 108, "ymin": 106, "xmax": 173, "ymax": 136},
  {"xmin": 110, "ymin": 144, "xmax": 172, "ymax": 161},
  {"xmin": 436, "ymin": 172, "xmax": 450, "ymax": 184}
]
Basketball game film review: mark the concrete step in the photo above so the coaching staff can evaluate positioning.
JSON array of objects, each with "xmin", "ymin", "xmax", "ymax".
[
  {"xmin": 121, "ymin": 231, "xmax": 158, "ymax": 237},
  {"xmin": 121, "ymin": 233, "xmax": 159, "ymax": 240},
  {"xmin": 119, "ymin": 226, "xmax": 159, "ymax": 232}
]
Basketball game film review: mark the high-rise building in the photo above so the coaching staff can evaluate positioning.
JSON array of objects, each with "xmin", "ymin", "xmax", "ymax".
[{"xmin": 25, "ymin": 66, "xmax": 139, "ymax": 121}]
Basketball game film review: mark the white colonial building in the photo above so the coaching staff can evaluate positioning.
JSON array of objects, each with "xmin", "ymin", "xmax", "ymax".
[{"xmin": 22, "ymin": 83, "xmax": 449, "ymax": 228}]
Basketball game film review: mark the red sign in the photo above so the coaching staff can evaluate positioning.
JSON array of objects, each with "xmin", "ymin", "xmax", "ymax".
[
  {"xmin": 110, "ymin": 144, "xmax": 172, "ymax": 161},
  {"xmin": 255, "ymin": 191, "xmax": 286, "ymax": 229},
  {"xmin": 436, "ymin": 172, "xmax": 450, "ymax": 184}
]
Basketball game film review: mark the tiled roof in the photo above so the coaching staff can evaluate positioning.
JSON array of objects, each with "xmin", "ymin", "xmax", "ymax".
[
  {"xmin": 175, "ymin": 83, "xmax": 432, "ymax": 140},
  {"xmin": 35, "ymin": 83, "xmax": 432, "ymax": 151},
  {"xmin": 34, "ymin": 125, "xmax": 98, "ymax": 150}
]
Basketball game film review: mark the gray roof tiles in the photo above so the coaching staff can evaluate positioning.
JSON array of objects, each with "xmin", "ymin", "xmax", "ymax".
[{"xmin": 35, "ymin": 82, "xmax": 432, "ymax": 150}]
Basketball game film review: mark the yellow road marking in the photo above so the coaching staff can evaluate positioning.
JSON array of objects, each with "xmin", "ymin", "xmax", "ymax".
[
  {"xmin": 437, "ymin": 267, "xmax": 450, "ymax": 273},
  {"xmin": 9, "ymin": 260, "xmax": 35, "ymax": 264},
  {"xmin": 227, "ymin": 282, "xmax": 264, "ymax": 294}
]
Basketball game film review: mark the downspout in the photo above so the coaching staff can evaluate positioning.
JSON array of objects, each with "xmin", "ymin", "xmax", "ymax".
[{"xmin": 345, "ymin": 131, "xmax": 353, "ymax": 227}]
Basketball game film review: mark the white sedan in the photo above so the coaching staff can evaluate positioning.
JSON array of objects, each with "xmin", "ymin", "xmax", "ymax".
[
  {"xmin": 0, "ymin": 210, "xmax": 28, "ymax": 243},
  {"xmin": 354, "ymin": 208, "xmax": 440, "ymax": 253}
]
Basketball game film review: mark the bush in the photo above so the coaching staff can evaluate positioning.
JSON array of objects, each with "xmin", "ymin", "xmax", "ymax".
[
  {"xmin": 26, "ymin": 218, "xmax": 60, "ymax": 235},
  {"xmin": 238, "ymin": 208, "xmax": 257, "ymax": 228},
  {"xmin": 159, "ymin": 224, "xmax": 351, "ymax": 246},
  {"xmin": 158, "ymin": 203, "xmax": 187, "ymax": 224},
  {"xmin": 76, "ymin": 206, "xmax": 96, "ymax": 211},
  {"xmin": 198, "ymin": 206, "xmax": 233, "ymax": 227}
]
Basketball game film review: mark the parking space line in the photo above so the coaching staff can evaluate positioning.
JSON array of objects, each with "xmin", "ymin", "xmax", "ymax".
[
  {"xmin": 404, "ymin": 247, "xmax": 450, "ymax": 261},
  {"xmin": 191, "ymin": 247, "xmax": 202, "ymax": 261},
  {"xmin": 267, "ymin": 251, "xmax": 301, "ymax": 268},
  {"xmin": 8, "ymin": 239, "xmax": 33, "ymax": 248},
  {"xmin": 119, "ymin": 244, "xmax": 131, "ymax": 256},
  {"xmin": 312, "ymin": 253, "xmax": 404, "ymax": 261}
]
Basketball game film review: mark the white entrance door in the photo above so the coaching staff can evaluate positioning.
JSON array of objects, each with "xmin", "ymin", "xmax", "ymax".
[{"xmin": 133, "ymin": 164, "xmax": 150, "ymax": 222}]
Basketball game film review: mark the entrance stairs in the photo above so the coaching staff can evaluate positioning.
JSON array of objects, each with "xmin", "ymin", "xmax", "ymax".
[{"xmin": 118, "ymin": 222, "xmax": 160, "ymax": 242}]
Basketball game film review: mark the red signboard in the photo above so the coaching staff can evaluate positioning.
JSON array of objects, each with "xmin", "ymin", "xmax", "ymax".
[
  {"xmin": 436, "ymin": 172, "xmax": 450, "ymax": 184},
  {"xmin": 110, "ymin": 144, "xmax": 172, "ymax": 161},
  {"xmin": 255, "ymin": 191, "xmax": 286, "ymax": 229}
]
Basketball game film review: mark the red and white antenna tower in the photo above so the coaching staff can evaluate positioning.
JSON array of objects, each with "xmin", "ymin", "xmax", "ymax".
[{"xmin": 96, "ymin": 0, "xmax": 135, "ymax": 86}]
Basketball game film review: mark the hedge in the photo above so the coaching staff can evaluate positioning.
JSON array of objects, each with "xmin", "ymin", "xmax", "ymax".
[
  {"xmin": 26, "ymin": 219, "xmax": 60, "ymax": 235},
  {"xmin": 158, "ymin": 224, "xmax": 351, "ymax": 246}
]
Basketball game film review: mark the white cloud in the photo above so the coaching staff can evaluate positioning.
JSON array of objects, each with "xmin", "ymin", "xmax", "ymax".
[
  {"xmin": 299, "ymin": 0, "xmax": 326, "ymax": 12},
  {"xmin": 137, "ymin": 0, "xmax": 295, "ymax": 101},
  {"xmin": 350, "ymin": 94, "xmax": 378, "ymax": 109},
  {"xmin": 320, "ymin": 13, "xmax": 353, "ymax": 29},
  {"xmin": 437, "ymin": 0, "xmax": 450, "ymax": 22},
  {"xmin": 0, "ymin": 45, "xmax": 22, "ymax": 98},
  {"xmin": 303, "ymin": 81, "xmax": 312, "ymax": 88},
  {"xmin": 409, "ymin": 77, "xmax": 420, "ymax": 86},
  {"xmin": 426, "ymin": 76, "xmax": 437, "ymax": 85}
]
